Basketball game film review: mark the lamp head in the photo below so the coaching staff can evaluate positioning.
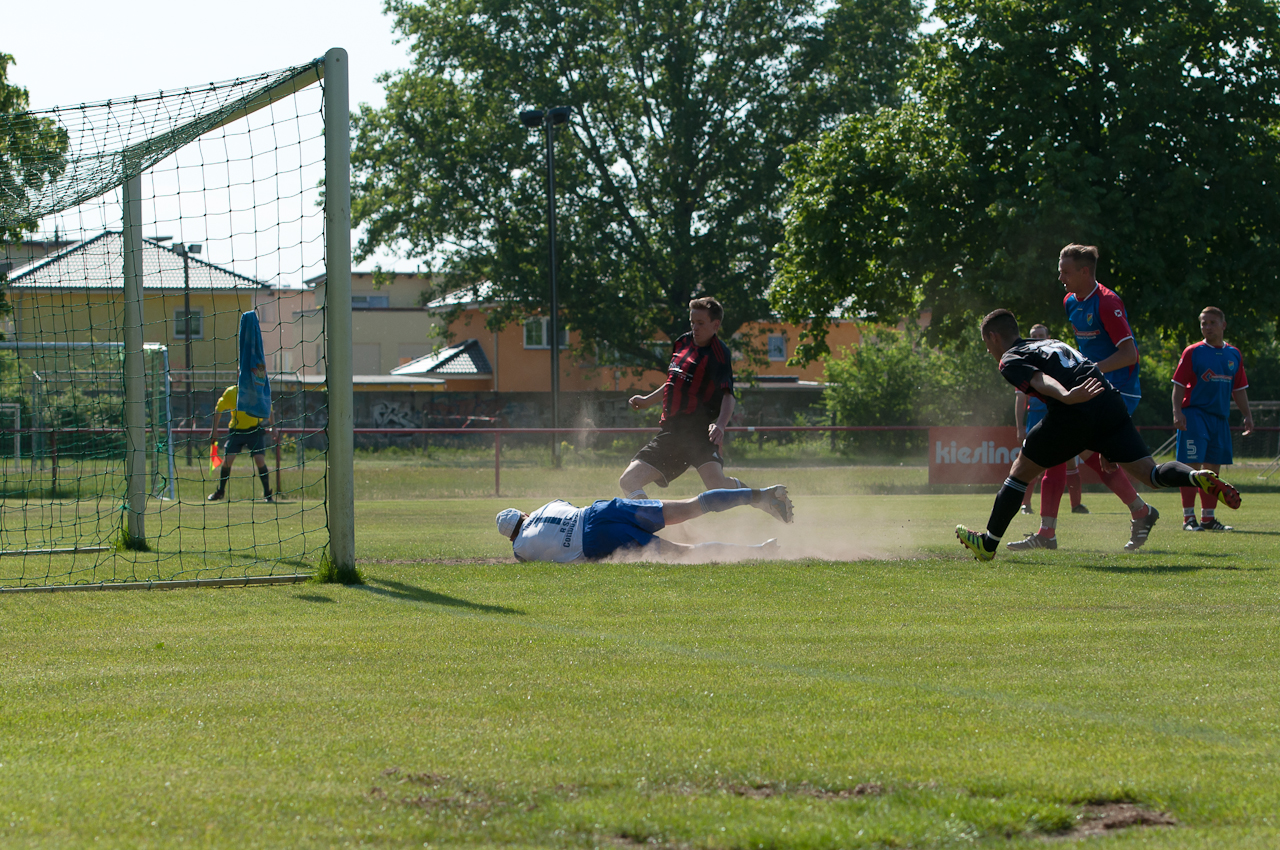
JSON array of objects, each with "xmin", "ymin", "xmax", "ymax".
[
  {"xmin": 519, "ymin": 109, "xmax": 545, "ymax": 127},
  {"xmin": 547, "ymin": 106, "xmax": 571, "ymax": 124}
]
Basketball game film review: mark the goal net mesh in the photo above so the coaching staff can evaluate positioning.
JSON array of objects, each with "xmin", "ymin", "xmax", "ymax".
[{"xmin": 0, "ymin": 60, "xmax": 331, "ymax": 588}]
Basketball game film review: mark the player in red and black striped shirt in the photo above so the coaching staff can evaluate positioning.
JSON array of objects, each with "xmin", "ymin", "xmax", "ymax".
[{"xmin": 620, "ymin": 297, "xmax": 760, "ymax": 499}]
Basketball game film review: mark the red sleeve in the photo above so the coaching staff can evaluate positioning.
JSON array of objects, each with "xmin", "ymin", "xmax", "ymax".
[
  {"xmin": 1097, "ymin": 290, "xmax": 1134, "ymax": 346},
  {"xmin": 1171, "ymin": 344, "xmax": 1197, "ymax": 388},
  {"xmin": 1232, "ymin": 347, "xmax": 1248, "ymax": 390}
]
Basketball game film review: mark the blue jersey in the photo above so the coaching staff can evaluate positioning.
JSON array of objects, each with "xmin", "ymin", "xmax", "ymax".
[
  {"xmin": 1172, "ymin": 341, "xmax": 1247, "ymax": 418},
  {"xmin": 1064, "ymin": 282, "xmax": 1141, "ymax": 401},
  {"xmin": 1025, "ymin": 394, "xmax": 1047, "ymax": 431}
]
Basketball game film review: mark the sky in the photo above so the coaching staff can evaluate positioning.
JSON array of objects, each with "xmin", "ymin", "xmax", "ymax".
[
  {"xmin": 5, "ymin": 0, "xmax": 418, "ymax": 274},
  {"xmin": 5, "ymin": 0, "xmax": 410, "ymax": 113}
]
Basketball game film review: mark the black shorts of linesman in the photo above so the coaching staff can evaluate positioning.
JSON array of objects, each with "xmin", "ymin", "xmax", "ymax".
[{"xmin": 956, "ymin": 309, "xmax": 1240, "ymax": 561}]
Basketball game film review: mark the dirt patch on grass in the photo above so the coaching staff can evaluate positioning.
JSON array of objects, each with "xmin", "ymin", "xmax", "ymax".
[
  {"xmin": 722, "ymin": 780, "xmax": 885, "ymax": 799},
  {"xmin": 369, "ymin": 768, "xmax": 501, "ymax": 814},
  {"xmin": 1056, "ymin": 802, "xmax": 1177, "ymax": 839}
]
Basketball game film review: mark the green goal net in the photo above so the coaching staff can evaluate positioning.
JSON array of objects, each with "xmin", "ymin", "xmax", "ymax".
[{"xmin": 0, "ymin": 53, "xmax": 354, "ymax": 589}]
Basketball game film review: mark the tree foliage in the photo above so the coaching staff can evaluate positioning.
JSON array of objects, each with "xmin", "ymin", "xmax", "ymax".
[
  {"xmin": 352, "ymin": 0, "xmax": 921, "ymax": 369},
  {"xmin": 774, "ymin": 0, "xmax": 1280, "ymax": 363},
  {"xmin": 0, "ymin": 53, "xmax": 68, "ymax": 247}
]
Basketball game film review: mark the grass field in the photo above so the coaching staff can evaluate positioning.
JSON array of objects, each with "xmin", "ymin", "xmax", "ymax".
[{"xmin": 2, "ymin": 464, "xmax": 1279, "ymax": 847}]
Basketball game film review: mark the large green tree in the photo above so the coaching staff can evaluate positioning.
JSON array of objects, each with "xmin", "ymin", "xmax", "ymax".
[
  {"xmin": 773, "ymin": 0, "xmax": 1280, "ymax": 363},
  {"xmin": 352, "ymin": 0, "xmax": 921, "ymax": 368},
  {"xmin": 1, "ymin": 52, "xmax": 69, "ymax": 320}
]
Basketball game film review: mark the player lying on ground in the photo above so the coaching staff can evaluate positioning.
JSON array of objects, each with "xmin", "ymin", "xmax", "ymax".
[
  {"xmin": 956, "ymin": 309, "xmax": 1240, "ymax": 561},
  {"xmin": 496, "ymin": 486, "xmax": 794, "ymax": 563}
]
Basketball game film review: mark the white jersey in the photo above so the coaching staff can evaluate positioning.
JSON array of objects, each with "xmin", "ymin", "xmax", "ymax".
[{"xmin": 512, "ymin": 500, "xmax": 586, "ymax": 563}]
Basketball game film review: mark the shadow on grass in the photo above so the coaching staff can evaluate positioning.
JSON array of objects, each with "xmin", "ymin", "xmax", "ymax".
[
  {"xmin": 1075, "ymin": 553, "xmax": 1256, "ymax": 574},
  {"xmin": 360, "ymin": 577, "xmax": 525, "ymax": 615},
  {"xmin": 294, "ymin": 593, "xmax": 337, "ymax": 603}
]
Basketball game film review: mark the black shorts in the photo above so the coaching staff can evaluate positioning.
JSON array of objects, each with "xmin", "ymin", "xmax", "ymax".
[
  {"xmin": 223, "ymin": 427, "xmax": 267, "ymax": 456},
  {"xmin": 1022, "ymin": 391, "xmax": 1149, "ymax": 469},
  {"xmin": 631, "ymin": 420, "xmax": 724, "ymax": 487}
]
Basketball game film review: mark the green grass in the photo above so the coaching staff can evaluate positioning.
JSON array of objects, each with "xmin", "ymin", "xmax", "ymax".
[{"xmin": 3, "ymin": 481, "xmax": 1279, "ymax": 847}]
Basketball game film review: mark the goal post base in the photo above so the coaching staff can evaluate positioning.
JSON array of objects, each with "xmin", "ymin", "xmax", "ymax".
[{"xmin": 0, "ymin": 574, "xmax": 312, "ymax": 594}]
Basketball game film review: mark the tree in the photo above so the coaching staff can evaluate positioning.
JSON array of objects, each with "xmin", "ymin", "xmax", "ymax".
[
  {"xmin": 1, "ymin": 53, "xmax": 68, "ymax": 246},
  {"xmin": 351, "ymin": 0, "xmax": 921, "ymax": 369},
  {"xmin": 1, "ymin": 52, "xmax": 70, "ymax": 322},
  {"xmin": 773, "ymin": 0, "xmax": 1280, "ymax": 362}
]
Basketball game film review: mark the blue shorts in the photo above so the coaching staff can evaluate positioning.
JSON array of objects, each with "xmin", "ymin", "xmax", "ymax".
[
  {"xmin": 1177, "ymin": 408, "xmax": 1232, "ymax": 465},
  {"xmin": 1025, "ymin": 406, "xmax": 1046, "ymax": 432},
  {"xmin": 582, "ymin": 498, "xmax": 665, "ymax": 559}
]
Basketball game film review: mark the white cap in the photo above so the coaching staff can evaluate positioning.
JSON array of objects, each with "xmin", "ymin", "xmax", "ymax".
[{"xmin": 495, "ymin": 508, "xmax": 523, "ymax": 539}]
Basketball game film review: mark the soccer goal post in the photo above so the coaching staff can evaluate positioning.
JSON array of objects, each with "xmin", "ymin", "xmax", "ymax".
[{"xmin": 0, "ymin": 49, "xmax": 354, "ymax": 590}]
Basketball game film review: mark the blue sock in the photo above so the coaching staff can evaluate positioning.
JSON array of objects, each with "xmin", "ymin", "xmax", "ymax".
[{"xmin": 698, "ymin": 488, "xmax": 755, "ymax": 513}]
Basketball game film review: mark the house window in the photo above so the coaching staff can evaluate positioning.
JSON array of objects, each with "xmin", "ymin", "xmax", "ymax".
[
  {"xmin": 174, "ymin": 309, "xmax": 203, "ymax": 340},
  {"xmin": 767, "ymin": 334, "xmax": 787, "ymax": 361},
  {"xmin": 523, "ymin": 317, "xmax": 568, "ymax": 349},
  {"xmin": 351, "ymin": 294, "xmax": 390, "ymax": 309}
]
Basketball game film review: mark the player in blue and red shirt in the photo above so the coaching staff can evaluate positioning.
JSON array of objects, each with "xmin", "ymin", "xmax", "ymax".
[
  {"xmin": 1056, "ymin": 243, "xmax": 1158, "ymax": 548},
  {"xmin": 621, "ymin": 297, "xmax": 760, "ymax": 499},
  {"xmin": 1172, "ymin": 306, "xmax": 1254, "ymax": 531}
]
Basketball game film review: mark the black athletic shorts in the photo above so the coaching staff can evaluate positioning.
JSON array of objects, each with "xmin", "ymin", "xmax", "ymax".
[
  {"xmin": 223, "ymin": 426, "xmax": 267, "ymax": 456},
  {"xmin": 631, "ymin": 419, "xmax": 724, "ymax": 487},
  {"xmin": 1022, "ymin": 391, "xmax": 1149, "ymax": 469}
]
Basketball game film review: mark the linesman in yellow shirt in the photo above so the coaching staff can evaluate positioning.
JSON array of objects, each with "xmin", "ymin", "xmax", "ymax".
[{"xmin": 208, "ymin": 385, "xmax": 273, "ymax": 502}]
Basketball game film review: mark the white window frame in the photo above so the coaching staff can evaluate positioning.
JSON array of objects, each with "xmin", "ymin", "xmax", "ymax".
[
  {"xmin": 173, "ymin": 308, "xmax": 204, "ymax": 340},
  {"xmin": 351, "ymin": 294, "xmax": 390, "ymax": 309},
  {"xmin": 523, "ymin": 317, "xmax": 568, "ymax": 349}
]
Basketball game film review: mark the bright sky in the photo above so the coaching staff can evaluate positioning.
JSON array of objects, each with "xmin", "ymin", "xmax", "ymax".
[
  {"xmin": 5, "ymin": 0, "xmax": 410, "ymax": 112},
  {"xmin": 6, "ymin": 0, "xmax": 419, "ymax": 274}
]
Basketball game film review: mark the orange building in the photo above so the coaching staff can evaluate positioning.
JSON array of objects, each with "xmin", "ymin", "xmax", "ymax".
[{"xmin": 398, "ymin": 283, "xmax": 866, "ymax": 392}]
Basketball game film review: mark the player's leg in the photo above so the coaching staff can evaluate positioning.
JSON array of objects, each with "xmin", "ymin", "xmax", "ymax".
[
  {"xmin": 1081, "ymin": 451, "xmax": 1152, "ymax": 521},
  {"xmin": 1008, "ymin": 463, "xmax": 1065, "ymax": 550},
  {"xmin": 250, "ymin": 450, "xmax": 273, "ymax": 502},
  {"xmin": 1118, "ymin": 456, "xmax": 1241, "ymax": 509},
  {"xmin": 208, "ymin": 445, "xmax": 236, "ymax": 501},
  {"xmin": 1065, "ymin": 455, "xmax": 1087, "ymax": 512},
  {"xmin": 695, "ymin": 460, "xmax": 748, "ymax": 491},
  {"xmin": 660, "ymin": 485, "xmax": 794, "ymax": 525},
  {"xmin": 957, "ymin": 447, "xmax": 1049, "ymax": 561},
  {"xmin": 1196, "ymin": 411, "xmax": 1235, "ymax": 529},
  {"xmin": 1175, "ymin": 410, "xmax": 1204, "ymax": 530},
  {"xmin": 619, "ymin": 459, "xmax": 662, "ymax": 499}
]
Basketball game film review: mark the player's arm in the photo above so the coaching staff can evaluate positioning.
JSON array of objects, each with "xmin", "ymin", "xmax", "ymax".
[
  {"xmin": 209, "ymin": 408, "xmax": 224, "ymax": 442},
  {"xmin": 1233, "ymin": 387, "xmax": 1254, "ymax": 436},
  {"xmin": 1028, "ymin": 372, "xmax": 1104, "ymax": 405},
  {"xmin": 1093, "ymin": 337, "xmax": 1138, "ymax": 374},
  {"xmin": 1171, "ymin": 383, "xmax": 1187, "ymax": 430},
  {"xmin": 628, "ymin": 386, "xmax": 664, "ymax": 410},
  {"xmin": 708, "ymin": 393, "xmax": 734, "ymax": 446},
  {"xmin": 1014, "ymin": 390, "xmax": 1028, "ymax": 442}
]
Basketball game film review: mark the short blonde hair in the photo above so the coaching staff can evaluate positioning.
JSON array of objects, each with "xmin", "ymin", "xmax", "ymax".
[
  {"xmin": 1200, "ymin": 306, "xmax": 1225, "ymax": 323},
  {"xmin": 1059, "ymin": 244, "xmax": 1099, "ymax": 271}
]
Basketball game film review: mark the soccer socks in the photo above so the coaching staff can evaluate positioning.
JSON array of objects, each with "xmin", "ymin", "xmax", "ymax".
[
  {"xmin": 1040, "ymin": 465, "xmax": 1066, "ymax": 521},
  {"xmin": 257, "ymin": 465, "xmax": 272, "ymax": 497},
  {"xmin": 1084, "ymin": 453, "xmax": 1143, "ymax": 511},
  {"xmin": 627, "ymin": 489, "xmax": 649, "ymax": 500},
  {"xmin": 1066, "ymin": 467, "xmax": 1082, "ymax": 508},
  {"xmin": 1200, "ymin": 486, "xmax": 1219, "ymax": 514},
  {"xmin": 1181, "ymin": 486, "xmax": 1197, "ymax": 513},
  {"xmin": 985, "ymin": 476, "xmax": 1030, "ymax": 548},
  {"xmin": 697, "ymin": 488, "xmax": 756, "ymax": 513},
  {"xmin": 1149, "ymin": 461, "xmax": 1198, "ymax": 489},
  {"xmin": 729, "ymin": 477, "xmax": 748, "ymax": 489},
  {"xmin": 215, "ymin": 465, "xmax": 230, "ymax": 494}
]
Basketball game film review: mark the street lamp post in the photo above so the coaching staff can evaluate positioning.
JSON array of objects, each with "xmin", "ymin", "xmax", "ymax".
[
  {"xmin": 174, "ymin": 242, "xmax": 202, "ymax": 466},
  {"xmin": 520, "ymin": 106, "xmax": 571, "ymax": 467}
]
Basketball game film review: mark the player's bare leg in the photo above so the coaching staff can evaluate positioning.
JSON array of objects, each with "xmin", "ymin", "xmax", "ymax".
[
  {"xmin": 695, "ymin": 460, "xmax": 746, "ymax": 491},
  {"xmin": 619, "ymin": 459, "xmax": 663, "ymax": 499}
]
